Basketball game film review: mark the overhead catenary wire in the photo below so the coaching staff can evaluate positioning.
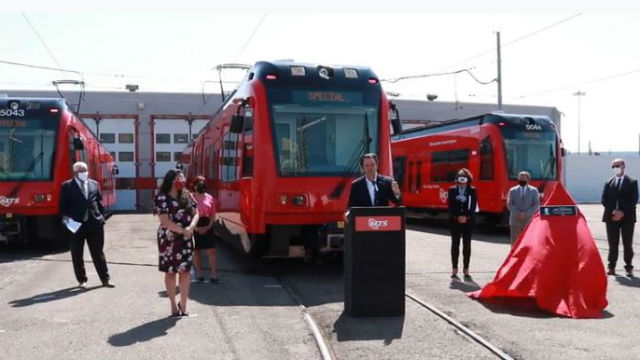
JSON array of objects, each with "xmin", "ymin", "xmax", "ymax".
[
  {"xmin": 196, "ymin": 14, "xmax": 267, "ymax": 115},
  {"xmin": 233, "ymin": 13, "xmax": 267, "ymax": 62},
  {"xmin": 436, "ymin": 12, "xmax": 583, "ymax": 72},
  {"xmin": 381, "ymin": 67, "xmax": 496, "ymax": 85},
  {"xmin": 22, "ymin": 13, "xmax": 63, "ymax": 69},
  {"xmin": 513, "ymin": 67, "xmax": 640, "ymax": 99},
  {"xmin": 0, "ymin": 59, "xmax": 85, "ymax": 84}
]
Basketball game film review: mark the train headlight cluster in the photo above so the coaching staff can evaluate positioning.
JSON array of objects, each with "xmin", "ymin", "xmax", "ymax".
[
  {"xmin": 33, "ymin": 193, "xmax": 49, "ymax": 203},
  {"xmin": 277, "ymin": 194, "xmax": 307, "ymax": 207}
]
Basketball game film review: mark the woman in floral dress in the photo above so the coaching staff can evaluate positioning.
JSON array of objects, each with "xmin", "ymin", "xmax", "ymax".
[{"xmin": 154, "ymin": 169, "xmax": 199, "ymax": 317}]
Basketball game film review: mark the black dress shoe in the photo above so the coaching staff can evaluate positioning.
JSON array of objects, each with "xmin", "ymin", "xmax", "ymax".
[
  {"xmin": 626, "ymin": 270, "xmax": 634, "ymax": 278},
  {"xmin": 102, "ymin": 280, "xmax": 115, "ymax": 288},
  {"xmin": 607, "ymin": 269, "xmax": 616, "ymax": 276}
]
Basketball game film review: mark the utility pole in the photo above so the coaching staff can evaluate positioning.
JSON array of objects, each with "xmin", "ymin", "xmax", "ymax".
[
  {"xmin": 573, "ymin": 91, "xmax": 586, "ymax": 154},
  {"xmin": 496, "ymin": 31, "xmax": 503, "ymax": 110}
]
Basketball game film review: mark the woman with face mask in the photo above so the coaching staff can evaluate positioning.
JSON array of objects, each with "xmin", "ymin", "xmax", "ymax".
[
  {"xmin": 154, "ymin": 169, "xmax": 199, "ymax": 317},
  {"xmin": 191, "ymin": 175, "xmax": 220, "ymax": 284},
  {"xmin": 447, "ymin": 168, "xmax": 478, "ymax": 281}
]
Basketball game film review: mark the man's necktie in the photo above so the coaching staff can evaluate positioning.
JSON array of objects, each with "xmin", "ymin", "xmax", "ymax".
[
  {"xmin": 617, "ymin": 178, "xmax": 622, "ymax": 190},
  {"xmin": 371, "ymin": 180, "xmax": 378, "ymax": 206},
  {"xmin": 81, "ymin": 181, "xmax": 89, "ymax": 221}
]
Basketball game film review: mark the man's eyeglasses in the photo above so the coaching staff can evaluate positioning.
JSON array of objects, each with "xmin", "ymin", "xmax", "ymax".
[{"xmin": 612, "ymin": 165, "xmax": 622, "ymax": 169}]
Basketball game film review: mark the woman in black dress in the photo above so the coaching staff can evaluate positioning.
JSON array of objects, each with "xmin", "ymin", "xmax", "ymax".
[{"xmin": 154, "ymin": 169, "xmax": 199, "ymax": 317}]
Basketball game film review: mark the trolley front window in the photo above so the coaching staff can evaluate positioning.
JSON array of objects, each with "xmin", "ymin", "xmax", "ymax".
[
  {"xmin": 0, "ymin": 117, "xmax": 58, "ymax": 181},
  {"xmin": 502, "ymin": 129, "xmax": 557, "ymax": 180},
  {"xmin": 271, "ymin": 101, "xmax": 379, "ymax": 176}
]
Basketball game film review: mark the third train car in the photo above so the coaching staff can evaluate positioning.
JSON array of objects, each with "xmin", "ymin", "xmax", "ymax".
[{"xmin": 391, "ymin": 113, "xmax": 564, "ymax": 225}]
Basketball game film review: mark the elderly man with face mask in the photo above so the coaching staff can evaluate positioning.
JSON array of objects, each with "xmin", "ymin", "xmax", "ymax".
[
  {"xmin": 507, "ymin": 171, "xmax": 540, "ymax": 245},
  {"xmin": 601, "ymin": 159, "xmax": 638, "ymax": 277},
  {"xmin": 60, "ymin": 161, "xmax": 114, "ymax": 289}
]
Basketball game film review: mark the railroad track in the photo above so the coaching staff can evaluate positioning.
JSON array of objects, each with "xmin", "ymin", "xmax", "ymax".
[
  {"xmin": 275, "ymin": 276, "xmax": 337, "ymax": 360},
  {"xmin": 405, "ymin": 291, "xmax": 514, "ymax": 360}
]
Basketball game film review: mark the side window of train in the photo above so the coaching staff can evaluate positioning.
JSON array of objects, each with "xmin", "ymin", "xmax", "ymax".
[
  {"xmin": 480, "ymin": 136, "xmax": 494, "ymax": 180},
  {"xmin": 241, "ymin": 105, "xmax": 254, "ymax": 177},
  {"xmin": 393, "ymin": 157, "xmax": 406, "ymax": 190},
  {"xmin": 431, "ymin": 149, "xmax": 470, "ymax": 182},
  {"xmin": 68, "ymin": 130, "xmax": 87, "ymax": 170},
  {"xmin": 222, "ymin": 131, "xmax": 239, "ymax": 181}
]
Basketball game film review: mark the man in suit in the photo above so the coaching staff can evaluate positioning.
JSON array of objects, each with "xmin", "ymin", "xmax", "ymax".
[
  {"xmin": 347, "ymin": 153, "xmax": 402, "ymax": 209},
  {"xmin": 507, "ymin": 171, "xmax": 540, "ymax": 245},
  {"xmin": 60, "ymin": 161, "xmax": 114, "ymax": 288},
  {"xmin": 601, "ymin": 159, "xmax": 638, "ymax": 277}
]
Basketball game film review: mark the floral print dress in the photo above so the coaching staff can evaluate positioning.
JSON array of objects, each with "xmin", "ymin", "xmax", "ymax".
[{"xmin": 154, "ymin": 193, "xmax": 196, "ymax": 273}]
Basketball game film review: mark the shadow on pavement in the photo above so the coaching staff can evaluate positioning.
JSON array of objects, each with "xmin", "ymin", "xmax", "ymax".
[
  {"xmin": 474, "ymin": 297, "xmax": 555, "ymax": 319},
  {"xmin": 474, "ymin": 297, "xmax": 615, "ymax": 319},
  {"xmin": 406, "ymin": 219, "xmax": 510, "ymax": 245},
  {"xmin": 332, "ymin": 311, "xmax": 404, "ymax": 344},
  {"xmin": 615, "ymin": 276, "xmax": 640, "ymax": 288},
  {"xmin": 187, "ymin": 240, "xmax": 345, "ymax": 308},
  {"xmin": 9, "ymin": 286, "xmax": 102, "ymax": 307},
  {"xmin": 449, "ymin": 279, "xmax": 481, "ymax": 292},
  {"xmin": 0, "ymin": 243, "xmax": 68, "ymax": 264},
  {"xmin": 108, "ymin": 317, "xmax": 181, "ymax": 346}
]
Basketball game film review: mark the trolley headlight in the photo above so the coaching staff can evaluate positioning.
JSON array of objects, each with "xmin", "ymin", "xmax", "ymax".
[
  {"xmin": 33, "ymin": 193, "xmax": 47, "ymax": 203},
  {"xmin": 290, "ymin": 195, "xmax": 305, "ymax": 206}
]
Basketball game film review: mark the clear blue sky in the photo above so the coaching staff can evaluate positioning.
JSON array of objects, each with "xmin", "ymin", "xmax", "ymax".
[{"xmin": 2, "ymin": 1, "xmax": 640, "ymax": 152}]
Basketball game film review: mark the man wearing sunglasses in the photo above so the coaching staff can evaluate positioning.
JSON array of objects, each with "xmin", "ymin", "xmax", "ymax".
[{"xmin": 601, "ymin": 159, "xmax": 638, "ymax": 277}]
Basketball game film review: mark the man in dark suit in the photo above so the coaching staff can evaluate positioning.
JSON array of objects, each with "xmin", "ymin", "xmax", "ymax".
[
  {"xmin": 347, "ymin": 153, "xmax": 402, "ymax": 209},
  {"xmin": 60, "ymin": 161, "xmax": 114, "ymax": 288},
  {"xmin": 601, "ymin": 158, "xmax": 638, "ymax": 277}
]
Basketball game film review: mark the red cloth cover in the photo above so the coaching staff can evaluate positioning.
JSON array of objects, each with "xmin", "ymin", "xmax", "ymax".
[{"xmin": 469, "ymin": 182, "xmax": 608, "ymax": 318}]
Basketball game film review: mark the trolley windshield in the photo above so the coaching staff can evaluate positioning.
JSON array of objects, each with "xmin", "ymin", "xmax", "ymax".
[
  {"xmin": 270, "ymin": 90, "xmax": 379, "ymax": 176},
  {"xmin": 0, "ymin": 117, "xmax": 58, "ymax": 181},
  {"xmin": 501, "ymin": 128, "xmax": 558, "ymax": 180}
]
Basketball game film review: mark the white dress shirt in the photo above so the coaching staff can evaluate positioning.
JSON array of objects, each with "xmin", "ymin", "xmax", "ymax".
[{"xmin": 75, "ymin": 177, "xmax": 88, "ymax": 199}]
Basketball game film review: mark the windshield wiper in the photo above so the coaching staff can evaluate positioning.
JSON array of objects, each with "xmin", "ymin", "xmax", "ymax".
[{"xmin": 7, "ymin": 151, "xmax": 44, "ymax": 198}]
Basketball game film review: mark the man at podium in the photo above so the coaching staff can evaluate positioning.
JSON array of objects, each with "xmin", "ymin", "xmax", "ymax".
[{"xmin": 347, "ymin": 153, "xmax": 402, "ymax": 208}]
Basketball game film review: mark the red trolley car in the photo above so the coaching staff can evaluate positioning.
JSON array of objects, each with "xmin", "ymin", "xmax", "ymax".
[
  {"xmin": 0, "ymin": 97, "xmax": 116, "ymax": 245},
  {"xmin": 391, "ymin": 113, "xmax": 564, "ymax": 225},
  {"xmin": 185, "ymin": 61, "xmax": 400, "ymax": 258}
]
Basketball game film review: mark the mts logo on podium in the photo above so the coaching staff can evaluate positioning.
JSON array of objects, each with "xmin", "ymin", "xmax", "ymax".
[{"xmin": 355, "ymin": 216, "xmax": 402, "ymax": 232}]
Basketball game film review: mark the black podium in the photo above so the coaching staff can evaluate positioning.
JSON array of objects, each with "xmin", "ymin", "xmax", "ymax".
[{"xmin": 344, "ymin": 206, "xmax": 405, "ymax": 317}]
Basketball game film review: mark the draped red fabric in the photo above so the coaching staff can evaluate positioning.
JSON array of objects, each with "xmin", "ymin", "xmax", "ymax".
[{"xmin": 469, "ymin": 182, "xmax": 608, "ymax": 318}]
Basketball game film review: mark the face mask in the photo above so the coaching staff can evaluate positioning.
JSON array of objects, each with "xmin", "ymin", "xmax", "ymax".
[
  {"xmin": 76, "ymin": 171, "xmax": 88, "ymax": 182},
  {"xmin": 195, "ymin": 183, "xmax": 206, "ymax": 193},
  {"xmin": 457, "ymin": 176, "xmax": 468, "ymax": 184},
  {"xmin": 519, "ymin": 181, "xmax": 527, "ymax": 187},
  {"xmin": 174, "ymin": 179, "xmax": 186, "ymax": 191},
  {"xmin": 613, "ymin": 167, "xmax": 623, "ymax": 176}
]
